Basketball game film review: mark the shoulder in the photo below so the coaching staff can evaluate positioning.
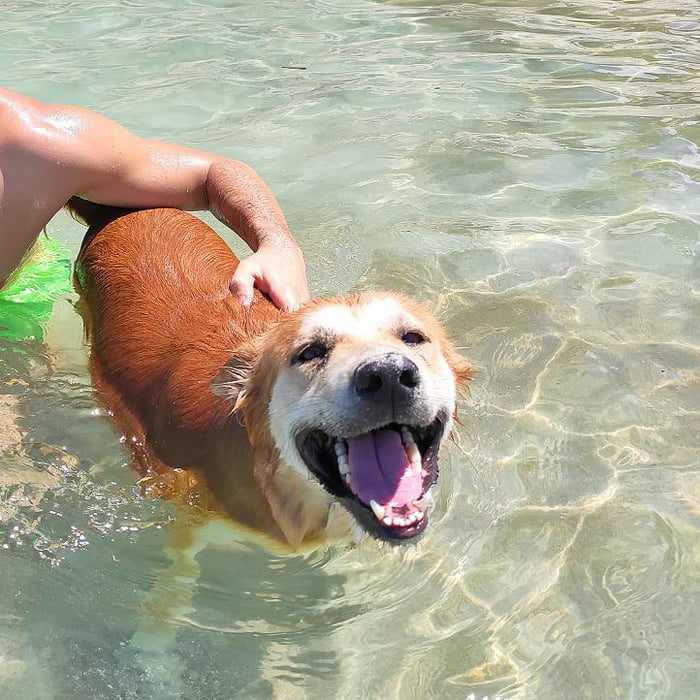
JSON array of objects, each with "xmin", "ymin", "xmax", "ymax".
[
  {"xmin": 0, "ymin": 87, "xmax": 33, "ymax": 146},
  {"xmin": 0, "ymin": 87, "xmax": 91, "ymax": 157},
  {"xmin": 0, "ymin": 88, "xmax": 116, "ymax": 198}
]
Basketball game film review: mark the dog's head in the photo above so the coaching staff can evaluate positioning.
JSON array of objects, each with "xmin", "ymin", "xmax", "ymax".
[{"xmin": 214, "ymin": 292, "xmax": 472, "ymax": 543}]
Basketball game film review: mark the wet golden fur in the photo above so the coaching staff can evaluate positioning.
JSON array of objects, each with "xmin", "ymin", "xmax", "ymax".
[{"xmin": 72, "ymin": 202, "xmax": 472, "ymax": 550}]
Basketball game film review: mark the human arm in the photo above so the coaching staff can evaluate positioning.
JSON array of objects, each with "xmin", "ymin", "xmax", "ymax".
[
  {"xmin": 204, "ymin": 160, "xmax": 308, "ymax": 310},
  {"xmin": 1, "ymin": 88, "xmax": 308, "ymax": 310}
]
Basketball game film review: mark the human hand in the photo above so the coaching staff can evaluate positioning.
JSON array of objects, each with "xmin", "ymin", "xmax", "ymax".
[{"xmin": 229, "ymin": 242, "xmax": 309, "ymax": 312}]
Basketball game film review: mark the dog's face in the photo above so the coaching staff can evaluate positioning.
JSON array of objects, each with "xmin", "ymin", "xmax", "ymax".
[{"xmin": 218, "ymin": 292, "xmax": 472, "ymax": 543}]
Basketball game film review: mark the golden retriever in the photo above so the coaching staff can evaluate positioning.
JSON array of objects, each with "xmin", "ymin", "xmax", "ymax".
[{"xmin": 69, "ymin": 198, "xmax": 472, "ymax": 551}]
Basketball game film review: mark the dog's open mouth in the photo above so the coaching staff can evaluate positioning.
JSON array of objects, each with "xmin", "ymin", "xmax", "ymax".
[{"xmin": 297, "ymin": 418, "xmax": 444, "ymax": 541}]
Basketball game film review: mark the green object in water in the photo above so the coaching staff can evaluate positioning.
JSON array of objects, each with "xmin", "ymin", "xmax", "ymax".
[{"xmin": 0, "ymin": 238, "xmax": 73, "ymax": 343}]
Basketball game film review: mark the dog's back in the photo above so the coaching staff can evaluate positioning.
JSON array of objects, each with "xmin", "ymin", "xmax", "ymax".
[{"xmin": 72, "ymin": 198, "xmax": 279, "ymax": 460}]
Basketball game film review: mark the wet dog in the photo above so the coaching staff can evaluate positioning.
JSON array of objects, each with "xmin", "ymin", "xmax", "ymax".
[{"xmin": 70, "ymin": 198, "xmax": 472, "ymax": 550}]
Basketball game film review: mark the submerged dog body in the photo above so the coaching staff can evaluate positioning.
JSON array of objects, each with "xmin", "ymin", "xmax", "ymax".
[{"xmin": 72, "ymin": 200, "xmax": 472, "ymax": 550}]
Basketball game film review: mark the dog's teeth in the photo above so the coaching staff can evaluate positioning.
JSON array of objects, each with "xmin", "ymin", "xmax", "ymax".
[
  {"xmin": 336, "ymin": 440, "xmax": 350, "ymax": 478},
  {"xmin": 383, "ymin": 516, "xmax": 394, "ymax": 526},
  {"xmin": 421, "ymin": 469, "xmax": 429, "ymax": 478},
  {"xmin": 408, "ymin": 507, "xmax": 425, "ymax": 522},
  {"xmin": 370, "ymin": 500, "xmax": 385, "ymax": 520},
  {"xmin": 402, "ymin": 431, "xmax": 421, "ymax": 472},
  {"xmin": 406, "ymin": 442, "xmax": 421, "ymax": 466},
  {"xmin": 412, "ymin": 493, "xmax": 431, "ymax": 511}
]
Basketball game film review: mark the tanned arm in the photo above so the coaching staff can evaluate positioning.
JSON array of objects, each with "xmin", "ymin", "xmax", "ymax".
[{"xmin": 0, "ymin": 88, "xmax": 308, "ymax": 310}]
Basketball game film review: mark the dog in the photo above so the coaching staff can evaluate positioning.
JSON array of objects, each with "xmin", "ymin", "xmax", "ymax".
[{"xmin": 69, "ymin": 197, "xmax": 472, "ymax": 551}]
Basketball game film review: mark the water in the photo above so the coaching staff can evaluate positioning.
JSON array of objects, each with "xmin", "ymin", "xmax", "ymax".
[{"xmin": 1, "ymin": 0, "xmax": 699, "ymax": 698}]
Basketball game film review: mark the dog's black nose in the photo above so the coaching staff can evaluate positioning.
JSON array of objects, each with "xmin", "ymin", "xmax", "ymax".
[{"xmin": 353, "ymin": 354, "xmax": 421, "ymax": 403}]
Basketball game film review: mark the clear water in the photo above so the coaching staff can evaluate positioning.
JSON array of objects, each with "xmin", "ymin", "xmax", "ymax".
[{"xmin": 1, "ymin": 1, "xmax": 699, "ymax": 698}]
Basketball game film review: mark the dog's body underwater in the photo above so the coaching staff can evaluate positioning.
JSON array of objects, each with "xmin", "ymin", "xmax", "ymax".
[{"xmin": 70, "ymin": 198, "xmax": 472, "ymax": 550}]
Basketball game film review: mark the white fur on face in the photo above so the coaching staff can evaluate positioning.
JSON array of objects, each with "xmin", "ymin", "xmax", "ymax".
[
  {"xmin": 296, "ymin": 296, "xmax": 411, "ymax": 341},
  {"xmin": 268, "ymin": 296, "xmax": 458, "ymax": 479}
]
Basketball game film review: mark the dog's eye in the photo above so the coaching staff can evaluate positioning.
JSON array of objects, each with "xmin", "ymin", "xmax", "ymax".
[
  {"xmin": 294, "ymin": 343, "xmax": 328, "ymax": 364},
  {"xmin": 401, "ymin": 331, "xmax": 427, "ymax": 346}
]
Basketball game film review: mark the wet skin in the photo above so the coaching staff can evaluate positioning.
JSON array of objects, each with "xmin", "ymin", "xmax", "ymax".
[{"xmin": 0, "ymin": 87, "xmax": 308, "ymax": 311}]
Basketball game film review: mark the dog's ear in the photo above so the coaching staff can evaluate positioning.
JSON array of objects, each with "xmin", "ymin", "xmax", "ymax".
[
  {"xmin": 447, "ymin": 347, "xmax": 475, "ymax": 392},
  {"xmin": 211, "ymin": 356, "xmax": 253, "ymax": 412}
]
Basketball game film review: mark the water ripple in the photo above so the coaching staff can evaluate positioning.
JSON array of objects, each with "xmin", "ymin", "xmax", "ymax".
[{"xmin": 1, "ymin": 0, "xmax": 699, "ymax": 698}]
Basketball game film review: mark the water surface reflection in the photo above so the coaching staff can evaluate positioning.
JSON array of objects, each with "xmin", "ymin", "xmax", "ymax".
[{"xmin": 1, "ymin": 0, "xmax": 699, "ymax": 698}]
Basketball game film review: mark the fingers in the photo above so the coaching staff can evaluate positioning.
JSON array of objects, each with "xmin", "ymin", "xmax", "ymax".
[
  {"xmin": 229, "ymin": 266, "xmax": 255, "ymax": 306},
  {"xmin": 230, "ymin": 250, "xmax": 310, "ymax": 312},
  {"xmin": 275, "ymin": 288, "xmax": 300, "ymax": 313},
  {"xmin": 258, "ymin": 276, "xmax": 298, "ymax": 313},
  {"xmin": 275, "ymin": 274, "xmax": 310, "ymax": 312},
  {"xmin": 231, "ymin": 262, "xmax": 294, "ymax": 310}
]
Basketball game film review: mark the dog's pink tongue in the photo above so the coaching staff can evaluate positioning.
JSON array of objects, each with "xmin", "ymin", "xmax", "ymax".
[{"xmin": 346, "ymin": 429, "xmax": 422, "ymax": 507}]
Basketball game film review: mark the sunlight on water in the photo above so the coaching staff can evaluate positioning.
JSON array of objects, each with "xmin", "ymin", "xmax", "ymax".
[{"xmin": 1, "ymin": 0, "xmax": 699, "ymax": 698}]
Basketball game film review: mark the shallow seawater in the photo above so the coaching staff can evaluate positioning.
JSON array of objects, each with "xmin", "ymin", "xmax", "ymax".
[{"xmin": 1, "ymin": 0, "xmax": 699, "ymax": 698}]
